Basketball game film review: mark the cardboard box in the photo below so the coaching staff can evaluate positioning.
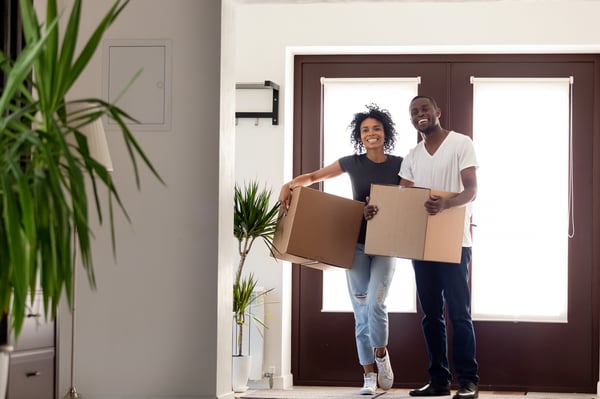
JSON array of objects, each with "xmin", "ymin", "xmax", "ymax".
[
  {"xmin": 272, "ymin": 186, "xmax": 365, "ymax": 270},
  {"xmin": 364, "ymin": 185, "xmax": 465, "ymax": 263}
]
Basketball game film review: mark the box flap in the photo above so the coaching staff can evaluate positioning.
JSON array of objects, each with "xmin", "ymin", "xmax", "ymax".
[{"xmin": 423, "ymin": 190, "xmax": 465, "ymax": 263}]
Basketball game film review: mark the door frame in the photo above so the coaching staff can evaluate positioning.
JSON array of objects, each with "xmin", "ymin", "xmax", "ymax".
[{"xmin": 290, "ymin": 52, "xmax": 600, "ymax": 393}]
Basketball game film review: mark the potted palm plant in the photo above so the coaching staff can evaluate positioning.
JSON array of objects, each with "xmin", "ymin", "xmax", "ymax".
[
  {"xmin": 0, "ymin": 0, "xmax": 161, "ymax": 397},
  {"xmin": 232, "ymin": 181, "xmax": 280, "ymax": 392}
]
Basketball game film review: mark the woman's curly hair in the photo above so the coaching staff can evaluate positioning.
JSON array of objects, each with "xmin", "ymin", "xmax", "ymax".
[{"xmin": 348, "ymin": 103, "xmax": 397, "ymax": 154}]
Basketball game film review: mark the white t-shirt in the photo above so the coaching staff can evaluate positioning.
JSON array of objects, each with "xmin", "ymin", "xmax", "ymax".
[{"xmin": 399, "ymin": 131, "xmax": 478, "ymax": 247}]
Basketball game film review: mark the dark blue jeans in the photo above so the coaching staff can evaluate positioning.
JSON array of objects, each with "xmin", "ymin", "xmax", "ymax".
[{"xmin": 412, "ymin": 247, "xmax": 479, "ymax": 386}]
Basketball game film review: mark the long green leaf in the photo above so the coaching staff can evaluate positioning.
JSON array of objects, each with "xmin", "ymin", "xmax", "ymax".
[
  {"xmin": 65, "ymin": 1, "xmax": 130, "ymax": 94},
  {"xmin": 0, "ymin": 17, "xmax": 57, "ymax": 113},
  {"xmin": 52, "ymin": 0, "xmax": 81, "ymax": 107}
]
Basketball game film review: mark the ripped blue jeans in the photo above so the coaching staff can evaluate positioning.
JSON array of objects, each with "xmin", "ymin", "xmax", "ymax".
[{"xmin": 346, "ymin": 243, "xmax": 396, "ymax": 366}]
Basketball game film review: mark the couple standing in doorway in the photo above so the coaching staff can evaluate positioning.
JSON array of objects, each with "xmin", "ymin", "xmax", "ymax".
[{"xmin": 279, "ymin": 96, "xmax": 480, "ymax": 399}]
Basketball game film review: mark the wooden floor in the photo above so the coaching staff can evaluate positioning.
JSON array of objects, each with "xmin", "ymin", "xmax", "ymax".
[{"xmin": 238, "ymin": 386, "xmax": 598, "ymax": 399}]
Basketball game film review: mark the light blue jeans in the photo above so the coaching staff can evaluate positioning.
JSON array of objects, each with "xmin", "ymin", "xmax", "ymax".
[{"xmin": 346, "ymin": 243, "xmax": 396, "ymax": 366}]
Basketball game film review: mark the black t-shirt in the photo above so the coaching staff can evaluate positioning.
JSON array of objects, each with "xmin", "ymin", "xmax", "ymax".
[{"xmin": 339, "ymin": 154, "xmax": 403, "ymax": 244}]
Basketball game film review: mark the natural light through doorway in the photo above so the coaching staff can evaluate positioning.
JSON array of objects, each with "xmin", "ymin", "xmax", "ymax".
[
  {"xmin": 320, "ymin": 77, "xmax": 570, "ymax": 323},
  {"xmin": 321, "ymin": 77, "xmax": 419, "ymax": 313},
  {"xmin": 471, "ymin": 77, "xmax": 571, "ymax": 322}
]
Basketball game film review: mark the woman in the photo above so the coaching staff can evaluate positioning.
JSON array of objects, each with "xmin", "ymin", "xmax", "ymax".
[{"xmin": 279, "ymin": 104, "xmax": 402, "ymax": 395}]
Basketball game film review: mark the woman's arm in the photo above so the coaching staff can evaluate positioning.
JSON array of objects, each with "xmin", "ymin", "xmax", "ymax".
[{"xmin": 278, "ymin": 160, "xmax": 344, "ymax": 212}]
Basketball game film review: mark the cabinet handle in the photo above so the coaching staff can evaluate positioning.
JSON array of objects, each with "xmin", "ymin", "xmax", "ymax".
[
  {"xmin": 26, "ymin": 313, "xmax": 41, "ymax": 318},
  {"xmin": 25, "ymin": 371, "xmax": 41, "ymax": 378}
]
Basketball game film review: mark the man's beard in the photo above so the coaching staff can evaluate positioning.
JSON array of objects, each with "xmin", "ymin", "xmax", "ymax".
[{"xmin": 417, "ymin": 125, "xmax": 433, "ymax": 135}]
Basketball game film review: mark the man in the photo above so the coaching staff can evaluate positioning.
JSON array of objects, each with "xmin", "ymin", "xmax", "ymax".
[{"xmin": 366, "ymin": 95, "xmax": 480, "ymax": 399}]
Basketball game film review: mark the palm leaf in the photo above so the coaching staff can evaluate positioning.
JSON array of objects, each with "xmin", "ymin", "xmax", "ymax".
[
  {"xmin": 232, "ymin": 181, "xmax": 280, "ymax": 356},
  {"xmin": 233, "ymin": 181, "xmax": 280, "ymax": 286},
  {"xmin": 233, "ymin": 273, "xmax": 274, "ymax": 356}
]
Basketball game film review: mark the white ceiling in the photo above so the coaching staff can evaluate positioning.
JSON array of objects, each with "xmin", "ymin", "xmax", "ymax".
[{"xmin": 236, "ymin": 0, "xmax": 596, "ymax": 3}]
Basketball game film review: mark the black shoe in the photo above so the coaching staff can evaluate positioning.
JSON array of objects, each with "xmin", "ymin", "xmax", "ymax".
[
  {"xmin": 452, "ymin": 382, "xmax": 479, "ymax": 399},
  {"xmin": 409, "ymin": 381, "xmax": 451, "ymax": 397}
]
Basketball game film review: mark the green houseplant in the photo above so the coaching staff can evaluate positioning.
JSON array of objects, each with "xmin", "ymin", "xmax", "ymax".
[
  {"xmin": 0, "ymin": 0, "xmax": 161, "ymax": 341},
  {"xmin": 233, "ymin": 181, "xmax": 280, "ymax": 357},
  {"xmin": 232, "ymin": 181, "xmax": 279, "ymax": 391}
]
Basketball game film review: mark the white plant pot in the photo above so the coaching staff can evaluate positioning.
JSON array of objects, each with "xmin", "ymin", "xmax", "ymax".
[
  {"xmin": 0, "ymin": 345, "xmax": 13, "ymax": 399},
  {"xmin": 232, "ymin": 355, "xmax": 252, "ymax": 393}
]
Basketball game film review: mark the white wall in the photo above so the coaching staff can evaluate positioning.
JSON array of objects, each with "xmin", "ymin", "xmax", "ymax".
[
  {"xmin": 55, "ymin": 0, "xmax": 233, "ymax": 398},
  {"xmin": 233, "ymin": 0, "xmax": 600, "ymax": 390}
]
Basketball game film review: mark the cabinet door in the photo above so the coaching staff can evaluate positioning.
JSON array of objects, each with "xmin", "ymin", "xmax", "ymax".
[
  {"xmin": 8, "ymin": 294, "xmax": 54, "ymax": 351},
  {"xmin": 8, "ymin": 350, "xmax": 54, "ymax": 399}
]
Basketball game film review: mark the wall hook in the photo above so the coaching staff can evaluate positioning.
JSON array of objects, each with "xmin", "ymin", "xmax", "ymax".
[{"xmin": 235, "ymin": 80, "xmax": 280, "ymax": 125}]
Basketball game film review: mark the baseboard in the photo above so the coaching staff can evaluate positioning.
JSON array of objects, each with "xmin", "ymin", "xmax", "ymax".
[
  {"xmin": 218, "ymin": 391, "xmax": 237, "ymax": 399},
  {"xmin": 247, "ymin": 372, "xmax": 293, "ymax": 391},
  {"xmin": 273, "ymin": 373, "xmax": 293, "ymax": 389}
]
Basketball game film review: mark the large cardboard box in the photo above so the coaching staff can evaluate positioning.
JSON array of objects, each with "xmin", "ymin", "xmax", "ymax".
[
  {"xmin": 272, "ymin": 186, "xmax": 365, "ymax": 270},
  {"xmin": 364, "ymin": 185, "xmax": 465, "ymax": 263}
]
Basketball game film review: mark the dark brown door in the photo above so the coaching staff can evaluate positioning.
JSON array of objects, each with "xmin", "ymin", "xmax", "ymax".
[{"xmin": 291, "ymin": 54, "xmax": 600, "ymax": 393}]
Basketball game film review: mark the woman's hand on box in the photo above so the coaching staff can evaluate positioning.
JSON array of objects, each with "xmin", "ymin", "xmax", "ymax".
[
  {"xmin": 278, "ymin": 184, "xmax": 293, "ymax": 213},
  {"xmin": 364, "ymin": 196, "xmax": 378, "ymax": 220}
]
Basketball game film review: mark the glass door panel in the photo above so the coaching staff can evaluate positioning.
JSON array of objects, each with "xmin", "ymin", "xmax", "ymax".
[{"xmin": 321, "ymin": 77, "xmax": 419, "ymax": 314}]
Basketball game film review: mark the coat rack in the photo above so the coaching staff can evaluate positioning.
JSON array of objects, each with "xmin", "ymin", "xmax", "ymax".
[{"xmin": 235, "ymin": 80, "xmax": 279, "ymax": 125}]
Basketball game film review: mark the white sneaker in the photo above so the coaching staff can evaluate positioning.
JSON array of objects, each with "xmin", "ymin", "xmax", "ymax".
[
  {"xmin": 359, "ymin": 372, "xmax": 377, "ymax": 395},
  {"xmin": 375, "ymin": 351, "xmax": 394, "ymax": 390}
]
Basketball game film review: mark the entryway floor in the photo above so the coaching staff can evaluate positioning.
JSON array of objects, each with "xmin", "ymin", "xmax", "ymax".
[{"xmin": 237, "ymin": 386, "xmax": 598, "ymax": 399}]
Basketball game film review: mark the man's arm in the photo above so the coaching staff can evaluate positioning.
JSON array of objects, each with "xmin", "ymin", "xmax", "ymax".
[
  {"xmin": 425, "ymin": 166, "xmax": 477, "ymax": 215},
  {"xmin": 448, "ymin": 166, "xmax": 477, "ymax": 208}
]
